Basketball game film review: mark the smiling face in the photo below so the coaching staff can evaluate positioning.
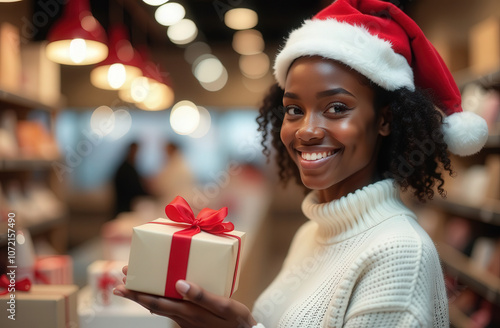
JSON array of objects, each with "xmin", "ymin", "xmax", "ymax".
[{"xmin": 280, "ymin": 56, "xmax": 390, "ymax": 202}]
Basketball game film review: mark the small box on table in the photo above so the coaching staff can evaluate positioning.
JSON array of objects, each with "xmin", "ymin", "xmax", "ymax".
[
  {"xmin": 87, "ymin": 260, "xmax": 128, "ymax": 307},
  {"xmin": 0, "ymin": 284, "xmax": 78, "ymax": 328},
  {"xmin": 126, "ymin": 215, "xmax": 245, "ymax": 299}
]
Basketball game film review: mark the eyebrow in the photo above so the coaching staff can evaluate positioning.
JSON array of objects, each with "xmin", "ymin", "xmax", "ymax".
[{"xmin": 283, "ymin": 88, "xmax": 355, "ymax": 100}]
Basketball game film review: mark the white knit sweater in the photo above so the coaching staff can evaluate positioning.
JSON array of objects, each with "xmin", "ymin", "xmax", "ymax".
[{"xmin": 252, "ymin": 179, "xmax": 449, "ymax": 327}]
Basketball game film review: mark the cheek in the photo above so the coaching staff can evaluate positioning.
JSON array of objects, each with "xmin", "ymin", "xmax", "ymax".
[
  {"xmin": 280, "ymin": 122, "xmax": 292, "ymax": 145},
  {"xmin": 337, "ymin": 118, "xmax": 377, "ymax": 152}
]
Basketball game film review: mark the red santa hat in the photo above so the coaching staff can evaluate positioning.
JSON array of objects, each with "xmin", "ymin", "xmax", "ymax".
[{"xmin": 274, "ymin": 0, "xmax": 488, "ymax": 156}]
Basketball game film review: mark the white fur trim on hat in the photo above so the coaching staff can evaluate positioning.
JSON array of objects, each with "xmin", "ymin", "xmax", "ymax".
[
  {"xmin": 442, "ymin": 111, "xmax": 489, "ymax": 156},
  {"xmin": 274, "ymin": 19, "xmax": 414, "ymax": 91}
]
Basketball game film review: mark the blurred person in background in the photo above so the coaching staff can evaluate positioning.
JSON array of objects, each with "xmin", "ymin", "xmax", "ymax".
[
  {"xmin": 112, "ymin": 142, "xmax": 149, "ymax": 216},
  {"xmin": 146, "ymin": 141, "xmax": 196, "ymax": 208}
]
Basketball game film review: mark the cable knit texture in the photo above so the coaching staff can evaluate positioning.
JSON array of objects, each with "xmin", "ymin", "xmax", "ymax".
[{"xmin": 252, "ymin": 179, "xmax": 449, "ymax": 327}]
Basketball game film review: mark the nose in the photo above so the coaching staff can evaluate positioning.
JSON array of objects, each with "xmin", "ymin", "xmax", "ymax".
[{"xmin": 295, "ymin": 113, "xmax": 325, "ymax": 142}]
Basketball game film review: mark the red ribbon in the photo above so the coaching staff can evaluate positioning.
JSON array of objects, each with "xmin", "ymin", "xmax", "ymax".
[
  {"xmin": 148, "ymin": 196, "xmax": 241, "ymax": 299},
  {"xmin": 0, "ymin": 274, "xmax": 32, "ymax": 295},
  {"xmin": 97, "ymin": 262, "xmax": 118, "ymax": 306},
  {"xmin": 35, "ymin": 270, "xmax": 51, "ymax": 285}
]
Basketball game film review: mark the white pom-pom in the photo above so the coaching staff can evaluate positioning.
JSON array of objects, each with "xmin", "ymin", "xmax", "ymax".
[{"xmin": 442, "ymin": 111, "xmax": 489, "ymax": 156}]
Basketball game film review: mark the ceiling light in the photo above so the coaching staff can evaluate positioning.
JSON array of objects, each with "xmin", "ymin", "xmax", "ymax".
[
  {"xmin": 189, "ymin": 106, "xmax": 211, "ymax": 138},
  {"xmin": 184, "ymin": 42, "xmax": 211, "ymax": 64},
  {"xmin": 224, "ymin": 8, "xmax": 258, "ymax": 30},
  {"xmin": 46, "ymin": 0, "xmax": 108, "ymax": 65},
  {"xmin": 167, "ymin": 19, "xmax": 198, "ymax": 45},
  {"xmin": 193, "ymin": 55, "xmax": 224, "ymax": 84},
  {"xmin": 90, "ymin": 106, "xmax": 115, "ymax": 137},
  {"xmin": 120, "ymin": 50, "xmax": 175, "ymax": 111},
  {"xmin": 143, "ymin": 0, "xmax": 168, "ymax": 5},
  {"xmin": 136, "ymin": 82, "xmax": 175, "ymax": 111},
  {"xmin": 170, "ymin": 100, "xmax": 200, "ymax": 135},
  {"xmin": 155, "ymin": 2, "xmax": 185, "ymax": 26},
  {"xmin": 239, "ymin": 53, "xmax": 270, "ymax": 79},
  {"xmin": 232, "ymin": 29, "xmax": 264, "ymax": 55},
  {"xmin": 90, "ymin": 25, "xmax": 142, "ymax": 90},
  {"xmin": 199, "ymin": 68, "xmax": 228, "ymax": 92},
  {"xmin": 108, "ymin": 109, "xmax": 132, "ymax": 140},
  {"xmin": 192, "ymin": 55, "xmax": 228, "ymax": 91}
]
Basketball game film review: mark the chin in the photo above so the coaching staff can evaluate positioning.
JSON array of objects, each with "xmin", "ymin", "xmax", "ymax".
[{"xmin": 299, "ymin": 175, "xmax": 332, "ymax": 191}]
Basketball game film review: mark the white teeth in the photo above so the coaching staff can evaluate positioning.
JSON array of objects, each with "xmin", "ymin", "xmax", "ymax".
[{"xmin": 301, "ymin": 151, "xmax": 335, "ymax": 161}]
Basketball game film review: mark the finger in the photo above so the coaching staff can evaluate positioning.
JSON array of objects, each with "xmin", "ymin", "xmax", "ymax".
[
  {"xmin": 114, "ymin": 284, "xmax": 195, "ymax": 318},
  {"xmin": 175, "ymin": 280, "xmax": 233, "ymax": 317},
  {"xmin": 122, "ymin": 265, "xmax": 128, "ymax": 275}
]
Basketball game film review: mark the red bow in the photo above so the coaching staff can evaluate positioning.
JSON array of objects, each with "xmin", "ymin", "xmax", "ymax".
[
  {"xmin": 165, "ymin": 196, "xmax": 234, "ymax": 234},
  {"xmin": 0, "ymin": 274, "xmax": 32, "ymax": 295},
  {"xmin": 98, "ymin": 272, "xmax": 117, "ymax": 305}
]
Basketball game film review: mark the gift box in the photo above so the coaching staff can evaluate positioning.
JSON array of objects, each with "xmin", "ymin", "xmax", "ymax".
[
  {"xmin": 126, "ymin": 196, "xmax": 245, "ymax": 299},
  {"xmin": 35, "ymin": 255, "xmax": 73, "ymax": 285},
  {"xmin": 0, "ymin": 282, "xmax": 79, "ymax": 328},
  {"xmin": 87, "ymin": 260, "xmax": 128, "ymax": 307}
]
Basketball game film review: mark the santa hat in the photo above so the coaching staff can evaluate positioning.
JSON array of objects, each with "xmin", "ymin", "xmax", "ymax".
[{"xmin": 274, "ymin": 0, "xmax": 488, "ymax": 156}]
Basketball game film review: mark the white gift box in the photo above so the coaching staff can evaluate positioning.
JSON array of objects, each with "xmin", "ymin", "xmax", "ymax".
[
  {"xmin": 87, "ymin": 260, "xmax": 128, "ymax": 307},
  {"xmin": 126, "ymin": 218, "xmax": 245, "ymax": 299}
]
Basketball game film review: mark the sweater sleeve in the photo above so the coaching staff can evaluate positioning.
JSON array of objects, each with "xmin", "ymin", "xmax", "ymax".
[{"xmin": 333, "ymin": 222, "xmax": 449, "ymax": 328}]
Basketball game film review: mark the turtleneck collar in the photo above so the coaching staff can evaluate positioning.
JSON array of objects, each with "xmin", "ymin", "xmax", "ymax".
[{"xmin": 301, "ymin": 179, "xmax": 415, "ymax": 243}]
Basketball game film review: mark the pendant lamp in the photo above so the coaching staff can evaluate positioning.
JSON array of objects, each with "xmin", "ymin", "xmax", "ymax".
[
  {"xmin": 90, "ymin": 25, "xmax": 143, "ymax": 90},
  {"xmin": 119, "ymin": 48, "xmax": 174, "ymax": 111},
  {"xmin": 46, "ymin": 0, "xmax": 108, "ymax": 65}
]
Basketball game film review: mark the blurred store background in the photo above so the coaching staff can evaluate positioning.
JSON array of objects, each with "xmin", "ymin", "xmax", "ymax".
[{"xmin": 0, "ymin": 0, "xmax": 499, "ymax": 327}]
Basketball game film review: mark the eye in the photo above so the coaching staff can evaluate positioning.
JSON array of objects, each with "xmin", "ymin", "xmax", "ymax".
[
  {"xmin": 285, "ymin": 105, "xmax": 303, "ymax": 116},
  {"xmin": 326, "ymin": 102, "xmax": 351, "ymax": 114}
]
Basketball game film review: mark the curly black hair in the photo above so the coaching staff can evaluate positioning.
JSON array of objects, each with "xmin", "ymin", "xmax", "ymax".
[{"xmin": 256, "ymin": 82, "xmax": 454, "ymax": 202}]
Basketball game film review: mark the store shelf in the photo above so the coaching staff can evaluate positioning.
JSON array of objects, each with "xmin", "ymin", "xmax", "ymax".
[
  {"xmin": 439, "ymin": 243, "xmax": 500, "ymax": 306},
  {"xmin": 0, "ymin": 215, "xmax": 67, "ymax": 248},
  {"xmin": 431, "ymin": 198, "xmax": 500, "ymax": 226},
  {"xmin": 0, "ymin": 158, "xmax": 59, "ymax": 171},
  {"xmin": 0, "ymin": 89, "xmax": 60, "ymax": 111}
]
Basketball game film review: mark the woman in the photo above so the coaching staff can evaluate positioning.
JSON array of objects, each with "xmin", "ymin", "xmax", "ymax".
[{"xmin": 113, "ymin": 0, "xmax": 488, "ymax": 327}]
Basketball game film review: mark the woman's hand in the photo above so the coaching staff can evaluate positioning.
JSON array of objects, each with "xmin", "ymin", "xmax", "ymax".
[{"xmin": 113, "ymin": 266, "xmax": 257, "ymax": 328}]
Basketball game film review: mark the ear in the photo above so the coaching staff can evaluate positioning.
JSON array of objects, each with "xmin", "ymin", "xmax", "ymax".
[{"xmin": 378, "ymin": 106, "xmax": 391, "ymax": 137}]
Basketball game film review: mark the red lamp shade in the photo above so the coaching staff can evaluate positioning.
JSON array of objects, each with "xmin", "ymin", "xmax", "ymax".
[
  {"xmin": 90, "ymin": 25, "xmax": 143, "ymax": 90},
  {"xmin": 119, "ymin": 47, "xmax": 175, "ymax": 110},
  {"xmin": 46, "ymin": 0, "xmax": 108, "ymax": 65}
]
